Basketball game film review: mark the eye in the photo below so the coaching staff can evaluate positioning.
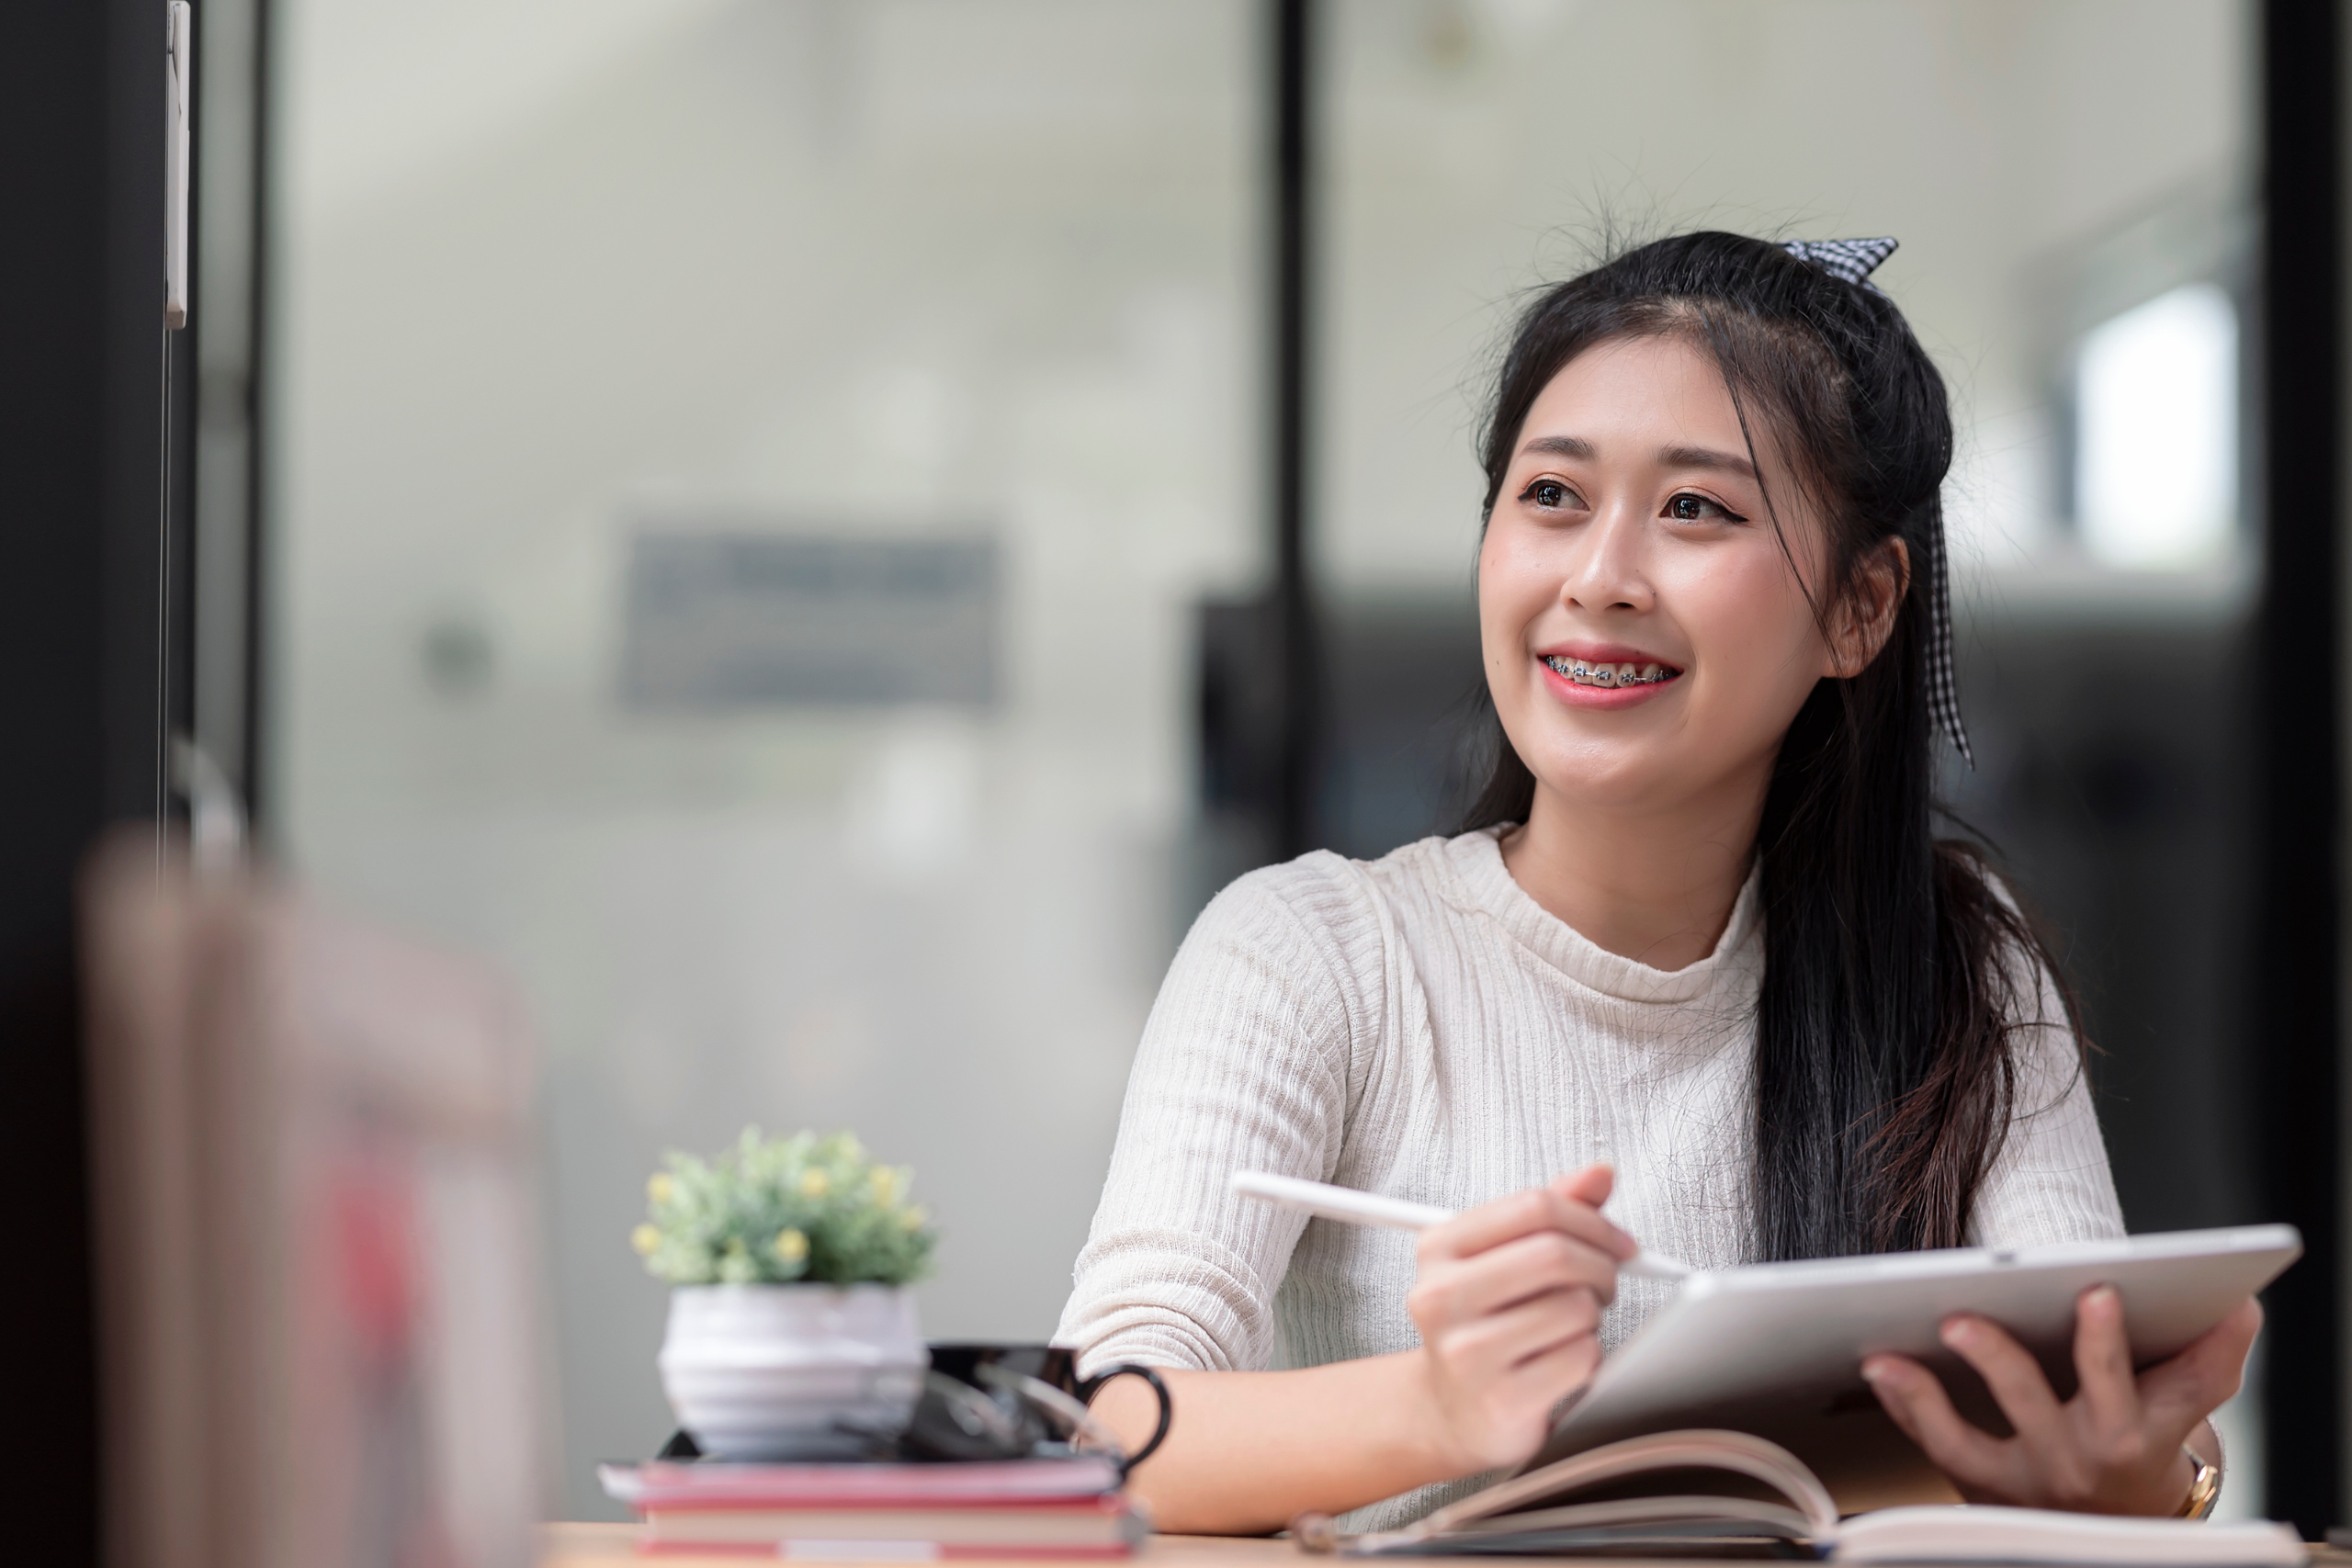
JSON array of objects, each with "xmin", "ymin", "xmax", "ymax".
[
  {"xmin": 1521, "ymin": 479, "xmax": 1581, "ymax": 511},
  {"xmin": 1665, "ymin": 491, "xmax": 1747, "ymax": 524}
]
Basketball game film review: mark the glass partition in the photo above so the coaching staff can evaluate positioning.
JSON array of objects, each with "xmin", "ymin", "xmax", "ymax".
[{"xmin": 269, "ymin": 0, "xmax": 1258, "ymax": 1518}]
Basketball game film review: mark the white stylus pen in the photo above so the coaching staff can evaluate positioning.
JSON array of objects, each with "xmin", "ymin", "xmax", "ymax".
[{"xmin": 1230, "ymin": 1170, "xmax": 1696, "ymax": 1281}]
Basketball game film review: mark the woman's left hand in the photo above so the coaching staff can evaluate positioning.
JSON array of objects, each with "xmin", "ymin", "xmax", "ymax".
[{"xmin": 1862, "ymin": 1286, "xmax": 2261, "ymax": 1516}]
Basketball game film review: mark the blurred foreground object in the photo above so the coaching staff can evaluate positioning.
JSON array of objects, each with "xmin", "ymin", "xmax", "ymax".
[{"xmin": 82, "ymin": 835, "xmax": 543, "ymax": 1568}]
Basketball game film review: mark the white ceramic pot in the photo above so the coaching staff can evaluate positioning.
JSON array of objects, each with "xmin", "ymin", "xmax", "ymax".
[{"xmin": 659, "ymin": 1283, "xmax": 928, "ymax": 1461}]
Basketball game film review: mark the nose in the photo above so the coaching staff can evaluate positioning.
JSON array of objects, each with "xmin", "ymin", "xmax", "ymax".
[{"xmin": 1562, "ymin": 499, "xmax": 1655, "ymax": 615}]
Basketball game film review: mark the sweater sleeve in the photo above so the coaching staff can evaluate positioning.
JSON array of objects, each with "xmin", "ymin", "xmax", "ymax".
[
  {"xmin": 1967, "ymin": 942, "xmax": 2128, "ymax": 1248},
  {"xmin": 1054, "ymin": 856, "xmax": 1372, "ymax": 1377}
]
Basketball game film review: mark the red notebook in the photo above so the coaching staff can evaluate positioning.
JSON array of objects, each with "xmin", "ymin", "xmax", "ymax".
[{"xmin": 598, "ymin": 1459, "xmax": 1145, "ymax": 1559}]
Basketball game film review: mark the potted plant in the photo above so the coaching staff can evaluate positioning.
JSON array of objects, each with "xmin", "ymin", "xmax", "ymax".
[{"xmin": 633, "ymin": 1128, "xmax": 938, "ymax": 1460}]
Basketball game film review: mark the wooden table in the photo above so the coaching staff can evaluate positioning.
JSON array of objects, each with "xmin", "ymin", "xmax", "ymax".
[
  {"xmin": 542, "ymin": 1526, "xmax": 1306, "ymax": 1567},
  {"xmin": 543, "ymin": 1522, "xmax": 2352, "ymax": 1567}
]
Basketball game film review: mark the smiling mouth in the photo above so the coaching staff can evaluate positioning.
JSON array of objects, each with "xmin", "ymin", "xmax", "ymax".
[{"xmin": 1543, "ymin": 654, "xmax": 1682, "ymax": 689}]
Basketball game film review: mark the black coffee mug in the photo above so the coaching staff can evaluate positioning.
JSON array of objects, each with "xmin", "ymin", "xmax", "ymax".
[
  {"xmin": 653, "ymin": 1342, "xmax": 1174, "ymax": 1472},
  {"xmin": 921, "ymin": 1342, "xmax": 1172, "ymax": 1473}
]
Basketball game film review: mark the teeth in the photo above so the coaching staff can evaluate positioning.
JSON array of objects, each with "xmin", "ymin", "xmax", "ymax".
[{"xmin": 1545, "ymin": 656, "xmax": 1678, "ymax": 688}]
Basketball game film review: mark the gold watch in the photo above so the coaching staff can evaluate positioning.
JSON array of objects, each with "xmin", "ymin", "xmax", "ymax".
[{"xmin": 2177, "ymin": 1444, "xmax": 2222, "ymax": 1520}]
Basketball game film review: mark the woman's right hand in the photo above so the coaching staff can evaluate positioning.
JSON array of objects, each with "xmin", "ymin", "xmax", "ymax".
[{"xmin": 1405, "ymin": 1163, "xmax": 1634, "ymax": 1474}]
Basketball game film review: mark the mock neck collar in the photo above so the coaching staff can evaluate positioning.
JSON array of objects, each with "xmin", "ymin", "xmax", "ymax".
[{"xmin": 1435, "ymin": 827, "xmax": 1762, "ymax": 1006}]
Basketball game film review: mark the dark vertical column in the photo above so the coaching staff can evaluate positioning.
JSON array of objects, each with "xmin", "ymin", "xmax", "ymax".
[
  {"xmin": 103, "ymin": 1, "xmax": 177, "ymax": 839},
  {"xmin": 1270, "ymin": 0, "xmax": 1319, "ymax": 859},
  {"xmin": 0, "ymin": 35, "xmax": 111, "ymax": 1563},
  {"xmin": 2256, "ymin": 0, "xmax": 2343, "ymax": 1540},
  {"xmin": 170, "ymin": 276, "xmax": 198, "ymax": 808},
  {"xmin": 243, "ymin": 0, "xmax": 277, "ymax": 822},
  {"xmin": 191, "ymin": 0, "xmax": 274, "ymax": 827},
  {"xmin": 0, "ymin": 1, "xmax": 178, "ymax": 1562}
]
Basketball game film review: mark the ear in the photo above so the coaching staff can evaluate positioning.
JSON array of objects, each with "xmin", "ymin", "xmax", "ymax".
[{"xmin": 1825, "ymin": 536, "xmax": 1909, "ymax": 678}]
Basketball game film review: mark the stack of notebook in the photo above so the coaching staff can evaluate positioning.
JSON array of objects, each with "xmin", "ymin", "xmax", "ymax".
[{"xmin": 598, "ymin": 1455, "xmax": 1146, "ymax": 1559}]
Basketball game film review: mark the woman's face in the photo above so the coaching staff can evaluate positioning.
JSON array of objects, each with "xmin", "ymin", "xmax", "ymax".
[{"xmin": 1479, "ymin": 333, "xmax": 1858, "ymax": 819}]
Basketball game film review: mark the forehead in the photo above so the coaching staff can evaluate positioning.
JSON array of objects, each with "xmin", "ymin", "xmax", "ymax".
[{"xmin": 1517, "ymin": 333, "xmax": 1747, "ymax": 457}]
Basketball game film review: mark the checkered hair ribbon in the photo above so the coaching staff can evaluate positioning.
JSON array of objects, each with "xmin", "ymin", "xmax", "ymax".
[
  {"xmin": 1780, "ymin": 235, "xmax": 1973, "ymax": 766},
  {"xmin": 1780, "ymin": 235, "xmax": 1900, "ymax": 293},
  {"xmin": 1917, "ymin": 516, "xmax": 1972, "ymax": 766}
]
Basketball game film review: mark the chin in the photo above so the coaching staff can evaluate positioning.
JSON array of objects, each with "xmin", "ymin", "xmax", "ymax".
[{"xmin": 1522, "ymin": 739, "xmax": 1687, "ymax": 813}]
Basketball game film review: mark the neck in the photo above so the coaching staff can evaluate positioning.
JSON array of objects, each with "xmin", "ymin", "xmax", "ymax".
[{"xmin": 1499, "ymin": 761, "xmax": 1770, "ymax": 971}]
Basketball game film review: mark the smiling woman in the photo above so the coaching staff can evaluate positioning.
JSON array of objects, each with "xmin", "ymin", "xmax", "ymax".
[{"xmin": 1055, "ymin": 232, "xmax": 2259, "ymax": 1537}]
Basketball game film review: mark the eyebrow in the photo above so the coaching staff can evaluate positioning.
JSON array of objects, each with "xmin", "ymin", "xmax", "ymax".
[
  {"xmin": 1657, "ymin": 444, "xmax": 1757, "ymax": 479},
  {"xmin": 1518, "ymin": 434, "xmax": 1597, "ymax": 462},
  {"xmin": 1516, "ymin": 434, "xmax": 1758, "ymax": 480}
]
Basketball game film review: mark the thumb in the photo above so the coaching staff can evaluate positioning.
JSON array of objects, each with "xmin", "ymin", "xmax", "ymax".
[
  {"xmin": 1552, "ymin": 1161, "xmax": 1616, "ymax": 1207},
  {"xmin": 1550, "ymin": 1164, "xmax": 1633, "ymax": 1258}
]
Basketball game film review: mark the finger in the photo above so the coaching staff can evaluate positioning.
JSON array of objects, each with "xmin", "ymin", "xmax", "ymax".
[
  {"xmin": 1861, "ymin": 1355, "xmax": 1935, "ymax": 1448},
  {"xmin": 2070, "ymin": 1285, "xmax": 2141, "ymax": 1438},
  {"xmin": 1502, "ymin": 1324, "xmax": 1606, "ymax": 1406},
  {"xmin": 1549, "ymin": 1166, "xmax": 1640, "ymax": 1263},
  {"xmin": 1420, "ymin": 1179, "xmax": 1633, "ymax": 1266},
  {"xmin": 1422, "ymin": 1180, "xmax": 1631, "ymax": 1265},
  {"xmin": 1863, "ymin": 1354, "xmax": 2015, "ymax": 1494},
  {"xmin": 1414, "ymin": 1228, "xmax": 1623, "ymax": 1324},
  {"xmin": 1550, "ymin": 1163, "xmax": 1616, "ymax": 1210},
  {"xmin": 1865, "ymin": 1354, "xmax": 2018, "ymax": 1496},
  {"xmin": 1436, "ymin": 1287, "xmax": 1603, "ymax": 1379},
  {"xmin": 2138, "ymin": 1298, "xmax": 2263, "ymax": 1437},
  {"xmin": 1940, "ymin": 1314, "xmax": 2065, "ymax": 1437}
]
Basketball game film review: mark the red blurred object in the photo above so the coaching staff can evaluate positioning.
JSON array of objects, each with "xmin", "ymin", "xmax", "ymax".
[{"xmin": 82, "ymin": 836, "xmax": 544, "ymax": 1568}]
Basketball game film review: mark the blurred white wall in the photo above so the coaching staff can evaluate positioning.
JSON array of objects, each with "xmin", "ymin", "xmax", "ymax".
[
  {"xmin": 270, "ymin": 0, "xmax": 1258, "ymax": 1519},
  {"xmin": 1317, "ymin": 0, "xmax": 2250, "ymax": 596}
]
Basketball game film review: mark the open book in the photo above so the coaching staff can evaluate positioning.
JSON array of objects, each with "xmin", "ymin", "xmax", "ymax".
[{"xmin": 1301, "ymin": 1431, "xmax": 2305, "ymax": 1563}]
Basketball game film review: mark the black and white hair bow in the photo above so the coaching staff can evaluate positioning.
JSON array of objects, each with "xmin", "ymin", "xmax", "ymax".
[
  {"xmin": 1778, "ymin": 234, "xmax": 1973, "ymax": 766},
  {"xmin": 1781, "ymin": 235, "xmax": 1899, "ymax": 294}
]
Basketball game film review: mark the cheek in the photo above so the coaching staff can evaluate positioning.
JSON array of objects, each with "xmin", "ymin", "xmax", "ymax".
[
  {"xmin": 1675, "ymin": 545, "xmax": 1825, "ymax": 690},
  {"xmin": 1476, "ymin": 525, "xmax": 1555, "ymax": 645}
]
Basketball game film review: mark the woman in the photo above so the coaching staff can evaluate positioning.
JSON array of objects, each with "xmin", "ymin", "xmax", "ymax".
[{"xmin": 1057, "ymin": 232, "xmax": 2259, "ymax": 1534}]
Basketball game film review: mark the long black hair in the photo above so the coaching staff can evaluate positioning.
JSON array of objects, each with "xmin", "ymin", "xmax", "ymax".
[{"xmin": 1460, "ymin": 231, "xmax": 2076, "ymax": 1260}]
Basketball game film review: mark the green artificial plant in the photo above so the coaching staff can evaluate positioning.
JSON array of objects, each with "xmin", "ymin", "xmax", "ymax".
[{"xmin": 632, "ymin": 1128, "xmax": 937, "ymax": 1287}]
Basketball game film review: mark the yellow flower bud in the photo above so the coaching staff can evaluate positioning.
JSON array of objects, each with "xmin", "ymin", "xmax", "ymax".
[
  {"xmin": 647, "ymin": 1172, "xmax": 675, "ymax": 1206},
  {"xmin": 869, "ymin": 1168, "xmax": 899, "ymax": 1205},
  {"xmin": 631, "ymin": 1223, "xmax": 662, "ymax": 1257},
  {"xmin": 774, "ymin": 1228, "xmax": 809, "ymax": 1263},
  {"xmin": 899, "ymin": 1205, "xmax": 928, "ymax": 1233},
  {"xmin": 798, "ymin": 1168, "xmax": 831, "ymax": 1200}
]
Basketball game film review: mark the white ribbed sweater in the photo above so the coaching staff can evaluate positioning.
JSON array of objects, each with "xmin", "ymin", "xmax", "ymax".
[{"xmin": 1056, "ymin": 829, "xmax": 2123, "ymax": 1522}]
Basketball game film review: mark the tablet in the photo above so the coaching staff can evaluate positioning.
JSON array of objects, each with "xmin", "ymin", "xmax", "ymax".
[{"xmin": 1530, "ymin": 1224, "xmax": 2301, "ymax": 1511}]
